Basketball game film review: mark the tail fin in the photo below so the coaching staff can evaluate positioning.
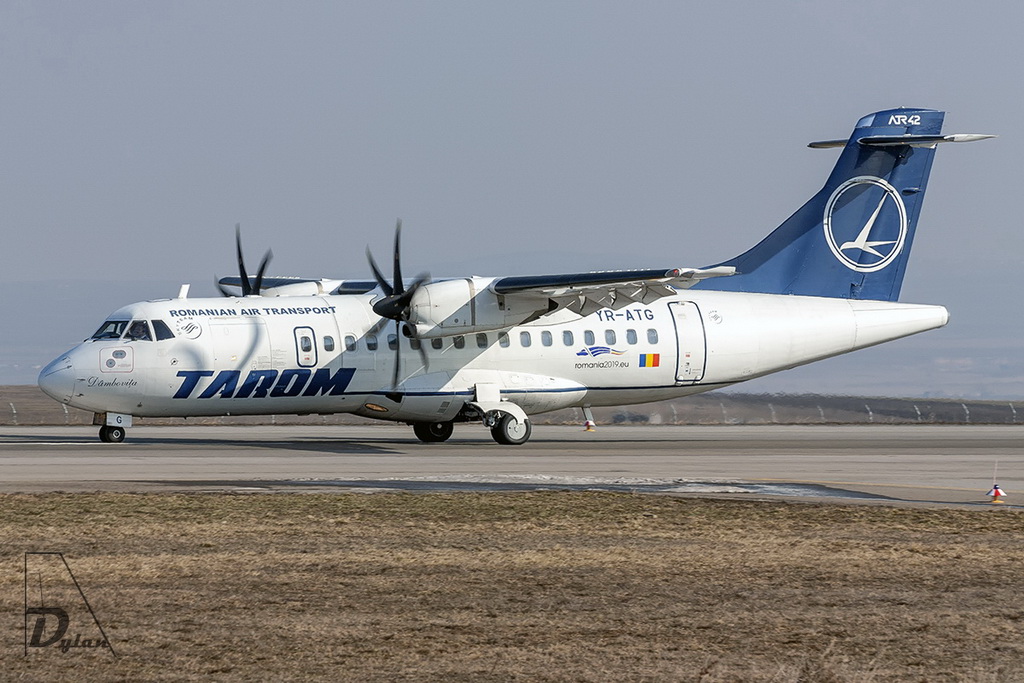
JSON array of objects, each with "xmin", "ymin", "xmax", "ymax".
[{"xmin": 699, "ymin": 108, "xmax": 992, "ymax": 301}]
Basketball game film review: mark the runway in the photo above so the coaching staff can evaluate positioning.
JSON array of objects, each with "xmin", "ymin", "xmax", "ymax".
[{"xmin": 1, "ymin": 424, "xmax": 1021, "ymax": 506}]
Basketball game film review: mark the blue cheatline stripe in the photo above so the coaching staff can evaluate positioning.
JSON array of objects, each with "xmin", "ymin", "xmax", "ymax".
[{"xmin": 357, "ymin": 381, "xmax": 730, "ymax": 398}]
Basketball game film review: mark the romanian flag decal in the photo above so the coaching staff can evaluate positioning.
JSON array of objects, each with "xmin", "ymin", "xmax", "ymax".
[{"xmin": 639, "ymin": 353, "xmax": 660, "ymax": 368}]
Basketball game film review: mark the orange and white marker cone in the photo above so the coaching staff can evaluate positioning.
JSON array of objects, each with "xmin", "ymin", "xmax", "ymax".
[
  {"xmin": 988, "ymin": 484, "xmax": 1006, "ymax": 503},
  {"xmin": 582, "ymin": 407, "xmax": 596, "ymax": 432}
]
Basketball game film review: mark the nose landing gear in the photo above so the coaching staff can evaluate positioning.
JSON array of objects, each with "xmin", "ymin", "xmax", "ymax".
[
  {"xmin": 99, "ymin": 425, "xmax": 126, "ymax": 443},
  {"xmin": 94, "ymin": 412, "xmax": 132, "ymax": 443}
]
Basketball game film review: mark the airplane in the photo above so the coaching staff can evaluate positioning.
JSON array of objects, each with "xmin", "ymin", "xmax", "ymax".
[{"xmin": 38, "ymin": 108, "xmax": 992, "ymax": 445}]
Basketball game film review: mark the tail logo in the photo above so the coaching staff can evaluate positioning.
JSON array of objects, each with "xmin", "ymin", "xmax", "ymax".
[{"xmin": 823, "ymin": 176, "xmax": 908, "ymax": 273}]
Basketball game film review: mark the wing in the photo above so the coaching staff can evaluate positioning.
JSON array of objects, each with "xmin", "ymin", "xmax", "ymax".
[
  {"xmin": 217, "ymin": 276, "xmax": 379, "ymax": 297},
  {"xmin": 491, "ymin": 266, "xmax": 735, "ymax": 317}
]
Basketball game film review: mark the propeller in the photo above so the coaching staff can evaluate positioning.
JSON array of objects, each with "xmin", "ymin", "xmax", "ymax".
[
  {"xmin": 366, "ymin": 220, "xmax": 430, "ymax": 390},
  {"xmin": 217, "ymin": 224, "xmax": 273, "ymax": 297}
]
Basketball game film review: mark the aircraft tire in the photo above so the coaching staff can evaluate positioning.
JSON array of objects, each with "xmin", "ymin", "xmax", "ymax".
[
  {"xmin": 412, "ymin": 421, "xmax": 454, "ymax": 443},
  {"xmin": 490, "ymin": 414, "xmax": 531, "ymax": 446},
  {"xmin": 99, "ymin": 425, "xmax": 126, "ymax": 443}
]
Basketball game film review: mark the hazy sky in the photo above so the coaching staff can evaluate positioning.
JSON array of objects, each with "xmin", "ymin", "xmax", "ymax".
[{"xmin": 2, "ymin": 1, "xmax": 1021, "ymax": 398}]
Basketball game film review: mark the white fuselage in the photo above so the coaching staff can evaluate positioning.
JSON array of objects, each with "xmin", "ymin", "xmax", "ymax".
[{"xmin": 38, "ymin": 290, "xmax": 948, "ymax": 424}]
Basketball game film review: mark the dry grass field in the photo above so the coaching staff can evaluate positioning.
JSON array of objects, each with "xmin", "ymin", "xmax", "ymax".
[{"xmin": 4, "ymin": 492, "xmax": 1024, "ymax": 682}]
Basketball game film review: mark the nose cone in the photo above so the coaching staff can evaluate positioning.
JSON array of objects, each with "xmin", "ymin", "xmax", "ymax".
[{"xmin": 38, "ymin": 355, "xmax": 75, "ymax": 404}]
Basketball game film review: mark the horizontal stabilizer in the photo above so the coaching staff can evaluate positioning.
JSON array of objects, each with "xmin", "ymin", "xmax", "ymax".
[{"xmin": 808, "ymin": 133, "xmax": 995, "ymax": 149}]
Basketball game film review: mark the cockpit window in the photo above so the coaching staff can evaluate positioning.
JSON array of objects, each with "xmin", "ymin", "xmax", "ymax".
[
  {"xmin": 125, "ymin": 320, "xmax": 152, "ymax": 341},
  {"xmin": 92, "ymin": 320, "xmax": 130, "ymax": 339},
  {"xmin": 152, "ymin": 320, "xmax": 175, "ymax": 341}
]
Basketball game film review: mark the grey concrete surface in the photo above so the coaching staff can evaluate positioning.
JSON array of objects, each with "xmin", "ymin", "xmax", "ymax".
[{"xmin": 1, "ymin": 424, "xmax": 1021, "ymax": 507}]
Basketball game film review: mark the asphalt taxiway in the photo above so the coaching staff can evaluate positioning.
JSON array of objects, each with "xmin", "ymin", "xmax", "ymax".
[{"xmin": 1, "ymin": 424, "xmax": 1021, "ymax": 507}]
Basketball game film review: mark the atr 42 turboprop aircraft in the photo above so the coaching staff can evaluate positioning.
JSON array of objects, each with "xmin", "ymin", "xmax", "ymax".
[{"xmin": 39, "ymin": 108, "xmax": 992, "ymax": 445}]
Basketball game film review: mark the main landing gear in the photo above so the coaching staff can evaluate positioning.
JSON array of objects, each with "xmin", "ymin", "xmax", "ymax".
[
  {"xmin": 490, "ymin": 414, "xmax": 532, "ymax": 445},
  {"xmin": 412, "ymin": 421, "xmax": 455, "ymax": 443},
  {"xmin": 410, "ymin": 413, "xmax": 533, "ymax": 446}
]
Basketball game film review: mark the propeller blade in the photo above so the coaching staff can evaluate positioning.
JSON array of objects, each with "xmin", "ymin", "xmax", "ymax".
[
  {"xmin": 413, "ymin": 332, "xmax": 429, "ymax": 374},
  {"xmin": 390, "ymin": 322, "xmax": 430, "ymax": 392},
  {"xmin": 392, "ymin": 219, "xmax": 404, "ymax": 295},
  {"xmin": 368, "ymin": 220, "xmax": 430, "ymax": 389},
  {"xmin": 235, "ymin": 224, "xmax": 252, "ymax": 297},
  {"xmin": 391, "ymin": 321, "xmax": 401, "ymax": 391},
  {"xmin": 366, "ymin": 247, "xmax": 394, "ymax": 297},
  {"xmin": 252, "ymin": 249, "xmax": 273, "ymax": 295},
  {"xmin": 408, "ymin": 272, "xmax": 430, "ymax": 293},
  {"xmin": 221, "ymin": 225, "xmax": 272, "ymax": 298}
]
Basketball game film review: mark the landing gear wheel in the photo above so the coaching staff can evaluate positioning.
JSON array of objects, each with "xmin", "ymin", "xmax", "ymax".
[
  {"xmin": 412, "ymin": 421, "xmax": 454, "ymax": 443},
  {"xmin": 490, "ymin": 414, "xmax": 531, "ymax": 445},
  {"xmin": 99, "ymin": 425, "xmax": 125, "ymax": 443}
]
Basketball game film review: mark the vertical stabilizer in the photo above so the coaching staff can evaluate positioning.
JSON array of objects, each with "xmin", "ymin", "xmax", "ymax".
[{"xmin": 699, "ymin": 108, "xmax": 990, "ymax": 301}]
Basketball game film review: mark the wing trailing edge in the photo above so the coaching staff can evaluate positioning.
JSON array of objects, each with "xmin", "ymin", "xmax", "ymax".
[{"xmin": 491, "ymin": 266, "xmax": 736, "ymax": 318}]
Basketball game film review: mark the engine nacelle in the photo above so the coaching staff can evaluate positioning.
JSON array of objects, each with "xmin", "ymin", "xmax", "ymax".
[{"xmin": 404, "ymin": 277, "xmax": 550, "ymax": 338}]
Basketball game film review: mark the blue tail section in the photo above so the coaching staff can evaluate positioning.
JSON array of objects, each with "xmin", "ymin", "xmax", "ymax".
[{"xmin": 699, "ymin": 108, "xmax": 947, "ymax": 301}]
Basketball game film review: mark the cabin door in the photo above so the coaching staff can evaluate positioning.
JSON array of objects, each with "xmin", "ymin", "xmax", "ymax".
[{"xmin": 668, "ymin": 301, "xmax": 707, "ymax": 383}]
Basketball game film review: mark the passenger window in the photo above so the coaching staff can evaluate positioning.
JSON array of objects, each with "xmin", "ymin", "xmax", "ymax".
[
  {"xmin": 126, "ymin": 320, "xmax": 152, "ymax": 341},
  {"xmin": 626, "ymin": 329, "xmax": 637, "ymax": 345},
  {"xmin": 387, "ymin": 334, "xmax": 398, "ymax": 351},
  {"xmin": 324, "ymin": 336, "xmax": 335, "ymax": 352},
  {"xmin": 498, "ymin": 333, "xmax": 510, "ymax": 348},
  {"xmin": 431, "ymin": 338, "xmax": 444, "ymax": 350},
  {"xmin": 454, "ymin": 336, "xmax": 465, "ymax": 349},
  {"xmin": 520, "ymin": 332, "xmax": 532, "ymax": 347},
  {"xmin": 647, "ymin": 328, "xmax": 659, "ymax": 344},
  {"xmin": 563, "ymin": 330, "xmax": 574, "ymax": 346},
  {"xmin": 152, "ymin": 320, "xmax": 175, "ymax": 341},
  {"xmin": 366, "ymin": 335, "xmax": 378, "ymax": 351},
  {"xmin": 541, "ymin": 331, "xmax": 552, "ymax": 347},
  {"xmin": 300, "ymin": 336, "xmax": 313, "ymax": 353},
  {"xmin": 584, "ymin": 330, "xmax": 595, "ymax": 346},
  {"xmin": 605, "ymin": 330, "xmax": 616, "ymax": 345},
  {"xmin": 476, "ymin": 333, "xmax": 488, "ymax": 348},
  {"xmin": 344, "ymin": 335, "xmax": 357, "ymax": 352},
  {"xmin": 410, "ymin": 338, "xmax": 421, "ymax": 351}
]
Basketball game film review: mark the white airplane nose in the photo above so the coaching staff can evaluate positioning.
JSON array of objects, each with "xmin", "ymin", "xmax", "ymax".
[{"xmin": 38, "ymin": 355, "xmax": 75, "ymax": 403}]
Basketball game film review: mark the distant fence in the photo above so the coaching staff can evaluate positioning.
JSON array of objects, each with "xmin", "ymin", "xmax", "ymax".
[
  {"xmin": 3, "ymin": 386, "xmax": 1021, "ymax": 427},
  {"xmin": 591, "ymin": 393, "xmax": 1023, "ymax": 426}
]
